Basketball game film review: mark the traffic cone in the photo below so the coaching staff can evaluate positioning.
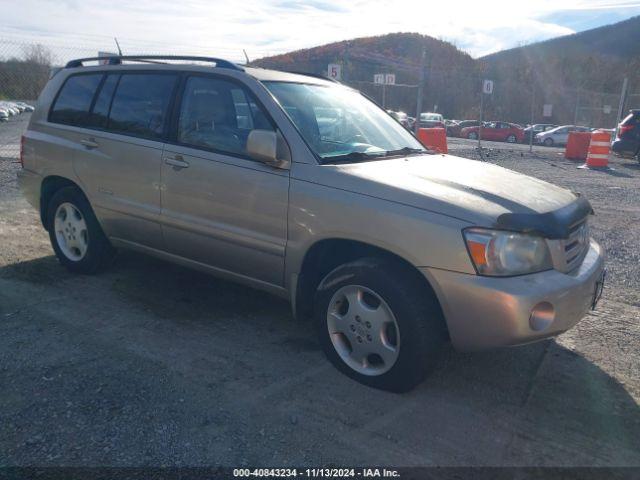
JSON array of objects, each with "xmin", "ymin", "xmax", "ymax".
[
  {"xmin": 579, "ymin": 130, "xmax": 611, "ymax": 169},
  {"xmin": 417, "ymin": 128, "xmax": 448, "ymax": 154}
]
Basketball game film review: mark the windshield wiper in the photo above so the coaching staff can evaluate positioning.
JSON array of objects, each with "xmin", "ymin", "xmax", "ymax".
[
  {"xmin": 320, "ymin": 151, "xmax": 386, "ymax": 164},
  {"xmin": 382, "ymin": 147, "xmax": 431, "ymax": 157},
  {"xmin": 320, "ymin": 147, "xmax": 430, "ymax": 164}
]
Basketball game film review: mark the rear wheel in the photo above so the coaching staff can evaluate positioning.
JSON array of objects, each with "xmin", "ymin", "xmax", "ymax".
[
  {"xmin": 46, "ymin": 186, "xmax": 115, "ymax": 274},
  {"xmin": 314, "ymin": 258, "xmax": 446, "ymax": 392},
  {"xmin": 506, "ymin": 134, "xmax": 517, "ymax": 143},
  {"xmin": 543, "ymin": 137, "xmax": 554, "ymax": 147}
]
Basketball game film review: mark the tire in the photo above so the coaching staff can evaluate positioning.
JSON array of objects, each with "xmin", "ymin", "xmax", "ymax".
[
  {"xmin": 506, "ymin": 134, "xmax": 517, "ymax": 143},
  {"xmin": 467, "ymin": 132, "xmax": 478, "ymax": 140},
  {"xmin": 313, "ymin": 257, "xmax": 447, "ymax": 392},
  {"xmin": 46, "ymin": 186, "xmax": 115, "ymax": 274},
  {"xmin": 543, "ymin": 137, "xmax": 554, "ymax": 147}
]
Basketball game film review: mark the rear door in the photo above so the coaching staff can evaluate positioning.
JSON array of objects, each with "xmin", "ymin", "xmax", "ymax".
[
  {"xmin": 553, "ymin": 127, "xmax": 569, "ymax": 144},
  {"xmin": 483, "ymin": 122, "xmax": 499, "ymax": 141},
  {"xmin": 620, "ymin": 112, "xmax": 640, "ymax": 145},
  {"xmin": 71, "ymin": 72, "xmax": 178, "ymax": 250},
  {"xmin": 160, "ymin": 74, "xmax": 289, "ymax": 287}
]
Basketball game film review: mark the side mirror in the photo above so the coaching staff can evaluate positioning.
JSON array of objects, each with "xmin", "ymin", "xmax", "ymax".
[{"xmin": 247, "ymin": 129, "xmax": 291, "ymax": 169}]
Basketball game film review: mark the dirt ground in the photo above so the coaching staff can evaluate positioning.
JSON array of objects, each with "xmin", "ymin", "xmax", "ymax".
[{"xmin": 0, "ymin": 120, "xmax": 639, "ymax": 466}]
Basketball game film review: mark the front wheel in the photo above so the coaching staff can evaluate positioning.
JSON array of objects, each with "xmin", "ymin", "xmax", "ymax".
[
  {"xmin": 467, "ymin": 131, "xmax": 478, "ymax": 140},
  {"xmin": 314, "ymin": 258, "xmax": 447, "ymax": 392},
  {"xmin": 543, "ymin": 137, "xmax": 554, "ymax": 147},
  {"xmin": 47, "ymin": 186, "xmax": 115, "ymax": 274}
]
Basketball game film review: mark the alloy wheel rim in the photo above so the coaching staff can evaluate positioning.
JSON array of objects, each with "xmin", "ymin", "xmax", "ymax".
[
  {"xmin": 54, "ymin": 202, "xmax": 88, "ymax": 261},
  {"xmin": 327, "ymin": 285, "xmax": 400, "ymax": 376}
]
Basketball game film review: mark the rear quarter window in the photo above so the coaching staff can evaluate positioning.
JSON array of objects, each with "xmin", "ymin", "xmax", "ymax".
[{"xmin": 49, "ymin": 74, "xmax": 103, "ymax": 126}]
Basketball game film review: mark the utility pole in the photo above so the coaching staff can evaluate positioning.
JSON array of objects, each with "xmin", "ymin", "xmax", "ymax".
[
  {"xmin": 614, "ymin": 77, "xmax": 629, "ymax": 137},
  {"xmin": 382, "ymin": 83, "xmax": 386, "ymax": 109},
  {"xmin": 573, "ymin": 87, "xmax": 580, "ymax": 125},
  {"xmin": 529, "ymin": 84, "xmax": 535, "ymax": 153},
  {"xmin": 415, "ymin": 49, "xmax": 426, "ymax": 135},
  {"xmin": 478, "ymin": 88, "xmax": 484, "ymax": 151}
]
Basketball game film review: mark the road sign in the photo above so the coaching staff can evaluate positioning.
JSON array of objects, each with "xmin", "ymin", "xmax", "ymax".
[
  {"xmin": 98, "ymin": 51, "xmax": 118, "ymax": 65},
  {"xmin": 328, "ymin": 64, "xmax": 342, "ymax": 81},
  {"xmin": 543, "ymin": 104, "xmax": 553, "ymax": 117},
  {"xmin": 374, "ymin": 73, "xmax": 395, "ymax": 85},
  {"xmin": 482, "ymin": 79, "xmax": 493, "ymax": 95},
  {"xmin": 603, "ymin": 105, "xmax": 612, "ymax": 114}
]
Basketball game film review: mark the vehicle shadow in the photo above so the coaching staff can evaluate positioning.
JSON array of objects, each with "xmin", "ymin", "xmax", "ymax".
[{"xmin": 1, "ymin": 252, "xmax": 639, "ymax": 466}]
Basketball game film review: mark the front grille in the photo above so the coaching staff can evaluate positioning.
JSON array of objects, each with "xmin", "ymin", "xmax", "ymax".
[{"xmin": 563, "ymin": 220, "xmax": 590, "ymax": 271}]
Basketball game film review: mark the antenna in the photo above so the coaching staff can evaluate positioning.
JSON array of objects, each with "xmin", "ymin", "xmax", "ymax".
[
  {"xmin": 114, "ymin": 37, "xmax": 123, "ymax": 56},
  {"xmin": 243, "ymin": 49, "xmax": 250, "ymax": 64}
]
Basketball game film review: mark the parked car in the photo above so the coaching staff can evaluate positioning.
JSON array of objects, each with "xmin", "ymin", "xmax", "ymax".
[
  {"xmin": 419, "ymin": 112, "xmax": 445, "ymax": 128},
  {"xmin": 460, "ymin": 121, "xmax": 524, "ymax": 143},
  {"xmin": 447, "ymin": 120, "xmax": 481, "ymax": 137},
  {"xmin": 0, "ymin": 110, "xmax": 8, "ymax": 122},
  {"xmin": 0, "ymin": 102, "xmax": 17, "ymax": 115},
  {"xmin": 16, "ymin": 102, "xmax": 35, "ymax": 112},
  {"xmin": 444, "ymin": 119, "xmax": 459, "ymax": 136},
  {"xmin": 18, "ymin": 55, "xmax": 605, "ymax": 392},
  {"xmin": 387, "ymin": 110, "xmax": 410, "ymax": 129},
  {"xmin": 523, "ymin": 124, "xmax": 557, "ymax": 143},
  {"xmin": 535, "ymin": 125, "xmax": 591, "ymax": 147},
  {"xmin": 612, "ymin": 109, "xmax": 640, "ymax": 159}
]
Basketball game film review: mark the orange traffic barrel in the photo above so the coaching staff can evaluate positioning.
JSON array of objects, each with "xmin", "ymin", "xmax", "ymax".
[
  {"xmin": 417, "ymin": 127, "xmax": 448, "ymax": 154},
  {"xmin": 565, "ymin": 131, "xmax": 591, "ymax": 161},
  {"xmin": 581, "ymin": 130, "xmax": 611, "ymax": 169}
]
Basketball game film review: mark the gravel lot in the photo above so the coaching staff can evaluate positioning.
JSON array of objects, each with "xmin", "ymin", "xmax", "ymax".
[{"xmin": 0, "ymin": 118, "xmax": 639, "ymax": 467}]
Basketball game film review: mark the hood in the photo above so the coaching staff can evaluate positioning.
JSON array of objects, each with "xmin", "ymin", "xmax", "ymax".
[{"xmin": 313, "ymin": 154, "xmax": 578, "ymax": 227}]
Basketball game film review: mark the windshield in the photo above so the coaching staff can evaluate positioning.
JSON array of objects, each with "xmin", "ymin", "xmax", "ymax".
[
  {"xmin": 264, "ymin": 82, "xmax": 426, "ymax": 161},
  {"xmin": 420, "ymin": 113, "xmax": 442, "ymax": 121}
]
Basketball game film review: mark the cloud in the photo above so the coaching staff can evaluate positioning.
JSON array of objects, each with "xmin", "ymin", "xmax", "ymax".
[{"xmin": 0, "ymin": 0, "xmax": 636, "ymax": 63}]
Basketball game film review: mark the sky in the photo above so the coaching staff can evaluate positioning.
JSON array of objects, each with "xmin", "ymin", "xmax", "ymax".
[{"xmin": 1, "ymin": 0, "xmax": 639, "ymax": 63}]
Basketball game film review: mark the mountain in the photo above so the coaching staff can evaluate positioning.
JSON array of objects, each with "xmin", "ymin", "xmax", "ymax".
[
  {"xmin": 252, "ymin": 33, "xmax": 480, "ymax": 120},
  {"xmin": 480, "ymin": 15, "xmax": 640, "ymax": 126},
  {"xmin": 253, "ymin": 17, "xmax": 640, "ymax": 126},
  {"xmin": 482, "ymin": 15, "xmax": 640, "ymax": 62}
]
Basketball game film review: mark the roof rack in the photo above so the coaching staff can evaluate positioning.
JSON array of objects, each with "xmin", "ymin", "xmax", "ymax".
[
  {"xmin": 65, "ymin": 55, "xmax": 244, "ymax": 71},
  {"xmin": 280, "ymin": 70, "xmax": 340, "ymax": 83}
]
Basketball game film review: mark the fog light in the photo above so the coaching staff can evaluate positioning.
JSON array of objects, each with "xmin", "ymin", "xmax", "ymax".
[{"xmin": 529, "ymin": 302, "xmax": 555, "ymax": 331}]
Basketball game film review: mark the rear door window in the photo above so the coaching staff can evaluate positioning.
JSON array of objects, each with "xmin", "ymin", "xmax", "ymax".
[
  {"xmin": 107, "ymin": 73, "xmax": 177, "ymax": 140},
  {"xmin": 88, "ymin": 74, "xmax": 120, "ymax": 128},
  {"xmin": 49, "ymin": 74, "xmax": 103, "ymax": 126}
]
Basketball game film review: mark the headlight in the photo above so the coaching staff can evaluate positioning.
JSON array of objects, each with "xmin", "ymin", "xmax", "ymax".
[{"xmin": 463, "ymin": 228, "xmax": 553, "ymax": 276}]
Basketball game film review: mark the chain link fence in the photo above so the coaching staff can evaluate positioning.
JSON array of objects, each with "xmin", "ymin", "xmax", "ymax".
[{"xmin": 1, "ymin": 36, "xmax": 638, "ymax": 159}]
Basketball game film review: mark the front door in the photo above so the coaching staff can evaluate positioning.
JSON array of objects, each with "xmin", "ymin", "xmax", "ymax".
[{"xmin": 160, "ymin": 74, "xmax": 289, "ymax": 287}]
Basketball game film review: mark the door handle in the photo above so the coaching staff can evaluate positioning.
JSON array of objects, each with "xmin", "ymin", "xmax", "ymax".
[
  {"xmin": 164, "ymin": 155, "xmax": 190, "ymax": 169},
  {"xmin": 80, "ymin": 138, "xmax": 98, "ymax": 149}
]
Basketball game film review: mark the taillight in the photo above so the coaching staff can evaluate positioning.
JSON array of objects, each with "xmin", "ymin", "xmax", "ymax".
[
  {"xmin": 619, "ymin": 124, "xmax": 634, "ymax": 136},
  {"xmin": 19, "ymin": 135, "xmax": 25, "ymax": 168}
]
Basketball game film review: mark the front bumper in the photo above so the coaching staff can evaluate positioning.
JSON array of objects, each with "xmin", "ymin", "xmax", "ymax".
[{"xmin": 423, "ymin": 239, "xmax": 605, "ymax": 351}]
